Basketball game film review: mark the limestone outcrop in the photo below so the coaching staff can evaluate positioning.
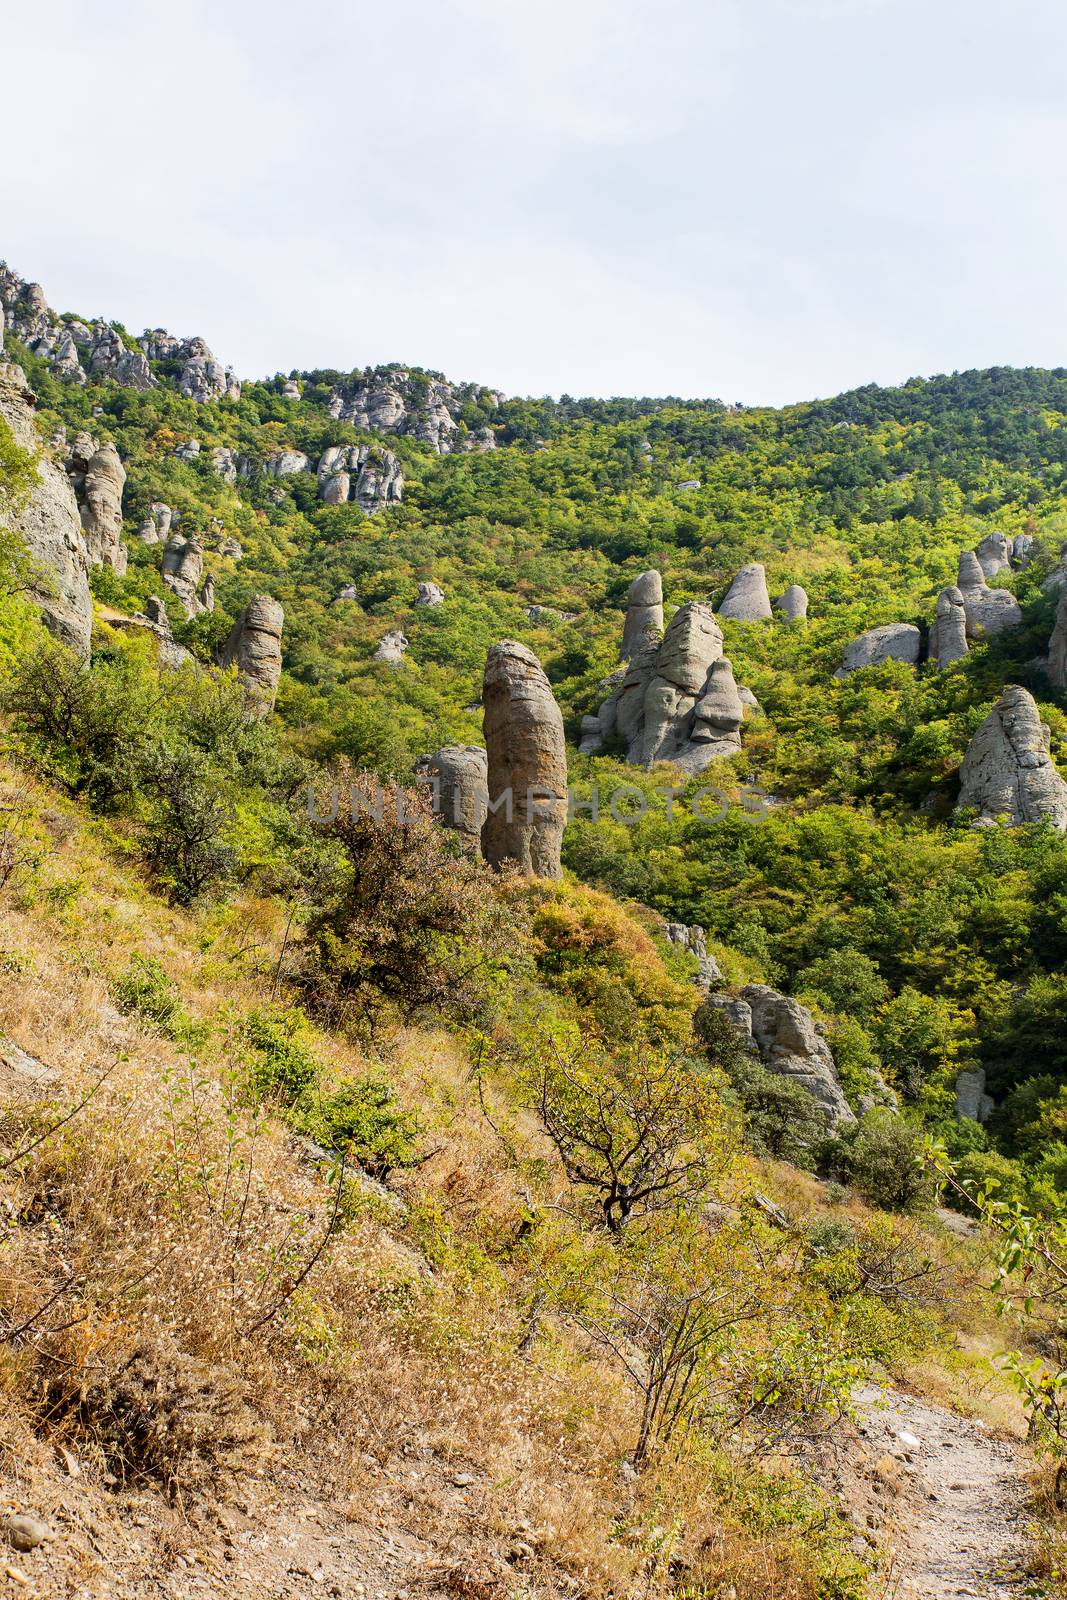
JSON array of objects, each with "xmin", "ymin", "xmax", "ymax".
[
  {"xmin": 664, "ymin": 923, "xmax": 721, "ymax": 989},
  {"xmin": 422, "ymin": 746, "xmax": 488, "ymax": 849},
  {"xmin": 957, "ymin": 686, "xmax": 1067, "ymax": 830},
  {"xmin": 68, "ymin": 439, "xmax": 126, "ymax": 574},
  {"xmin": 317, "ymin": 445, "xmax": 403, "ymax": 511},
  {"xmin": 928, "ymin": 586, "xmax": 969, "ymax": 668},
  {"xmin": 414, "ymin": 581, "xmax": 445, "ymax": 607},
  {"xmin": 774, "ymin": 584, "xmax": 808, "ymax": 621},
  {"xmin": 620, "ymin": 570, "xmax": 664, "ymax": 659},
  {"xmin": 211, "ymin": 447, "xmax": 239, "ymax": 484},
  {"xmin": 481, "ymin": 641, "xmax": 567, "ymax": 879},
  {"xmin": 0, "ymin": 365, "xmax": 92, "ymax": 655},
  {"xmin": 327, "ymin": 368, "xmax": 504, "ymax": 454},
  {"xmin": 956, "ymin": 550, "xmax": 1023, "ymax": 637},
  {"xmin": 1012, "ymin": 533, "xmax": 1034, "ymax": 568},
  {"xmin": 956, "ymin": 1068, "xmax": 994, "ymax": 1123},
  {"xmin": 1049, "ymin": 590, "xmax": 1067, "ymax": 689},
  {"xmin": 976, "ymin": 532, "xmax": 1012, "ymax": 578},
  {"xmin": 136, "ymin": 503, "xmax": 173, "ymax": 544},
  {"xmin": 704, "ymin": 985, "xmax": 856, "ymax": 1127},
  {"xmin": 717, "ymin": 563, "xmax": 772, "ymax": 621},
  {"xmin": 373, "ymin": 629, "xmax": 408, "ymax": 664},
  {"xmin": 218, "ymin": 595, "xmax": 284, "ymax": 715},
  {"xmin": 264, "ymin": 449, "xmax": 310, "ymax": 478},
  {"xmin": 161, "ymin": 533, "xmax": 211, "ymax": 618},
  {"xmin": 581, "ymin": 601, "xmax": 746, "ymax": 772},
  {"xmin": 1, "ymin": 268, "xmax": 154, "ymax": 391},
  {"xmin": 835, "ymin": 623, "xmax": 922, "ymax": 678}
]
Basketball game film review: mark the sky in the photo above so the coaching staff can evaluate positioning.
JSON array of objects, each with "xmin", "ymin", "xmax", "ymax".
[{"xmin": 2, "ymin": 0, "xmax": 1067, "ymax": 405}]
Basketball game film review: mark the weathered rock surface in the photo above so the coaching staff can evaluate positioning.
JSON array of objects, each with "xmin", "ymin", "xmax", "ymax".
[
  {"xmin": 1049, "ymin": 590, "xmax": 1067, "ymax": 689},
  {"xmin": 956, "ymin": 1067, "xmax": 994, "ymax": 1123},
  {"xmin": 178, "ymin": 347, "xmax": 241, "ymax": 404},
  {"xmin": 976, "ymin": 531, "xmax": 1012, "ymax": 578},
  {"xmin": 835, "ymin": 623, "xmax": 922, "ymax": 677},
  {"xmin": 373, "ymin": 629, "xmax": 408, "ymax": 664},
  {"xmin": 1012, "ymin": 532, "xmax": 1034, "ymax": 568},
  {"xmin": 582, "ymin": 601, "xmax": 745, "ymax": 772},
  {"xmin": 717, "ymin": 562, "xmax": 772, "ymax": 621},
  {"xmin": 2, "ymin": 267, "xmax": 155, "ymax": 391},
  {"xmin": 0, "ymin": 367, "xmax": 93, "ymax": 654},
  {"xmin": 218, "ymin": 595, "xmax": 284, "ymax": 715},
  {"xmin": 620, "ymin": 569, "xmax": 664, "ymax": 659},
  {"xmin": 423, "ymin": 745, "xmax": 488, "ymax": 849},
  {"xmin": 1044, "ymin": 545, "xmax": 1067, "ymax": 595},
  {"xmin": 526, "ymin": 604, "xmax": 579, "ymax": 624},
  {"xmin": 264, "ymin": 448, "xmax": 310, "ymax": 478},
  {"xmin": 957, "ymin": 549, "xmax": 1023, "ymax": 637},
  {"xmin": 107, "ymin": 595, "xmax": 193, "ymax": 669},
  {"xmin": 774, "ymin": 583, "xmax": 808, "ymax": 621},
  {"xmin": 414, "ymin": 581, "xmax": 445, "ymax": 607},
  {"xmin": 174, "ymin": 438, "xmax": 201, "ymax": 463},
  {"xmin": 317, "ymin": 445, "xmax": 403, "ymax": 510},
  {"xmin": 211, "ymin": 446, "xmax": 239, "ymax": 484},
  {"xmin": 957, "ymin": 686, "xmax": 1067, "ymax": 830},
  {"xmin": 136, "ymin": 502, "xmax": 173, "ymax": 543},
  {"xmin": 327, "ymin": 368, "xmax": 503, "ymax": 454},
  {"xmin": 69, "ymin": 439, "xmax": 126, "ymax": 574},
  {"xmin": 161, "ymin": 533, "xmax": 210, "ymax": 618},
  {"xmin": 481, "ymin": 641, "xmax": 567, "ymax": 879},
  {"xmin": 705, "ymin": 985, "xmax": 856, "ymax": 1127},
  {"xmin": 334, "ymin": 584, "xmax": 359, "ymax": 603},
  {"xmin": 928, "ymin": 585, "xmax": 969, "ymax": 668},
  {"xmin": 664, "ymin": 922, "xmax": 721, "ymax": 989}
]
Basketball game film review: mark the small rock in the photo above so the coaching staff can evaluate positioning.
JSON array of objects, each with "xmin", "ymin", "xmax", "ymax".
[
  {"xmin": 898, "ymin": 1430, "xmax": 920, "ymax": 1449},
  {"xmin": 451, "ymin": 1472, "xmax": 475, "ymax": 1487},
  {"xmin": 5, "ymin": 1514, "xmax": 53, "ymax": 1552}
]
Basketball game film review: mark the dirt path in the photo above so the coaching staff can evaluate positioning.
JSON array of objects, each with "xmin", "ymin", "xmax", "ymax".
[{"xmin": 853, "ymin": 1386, "xmax": 1034, "ymax": 1599}]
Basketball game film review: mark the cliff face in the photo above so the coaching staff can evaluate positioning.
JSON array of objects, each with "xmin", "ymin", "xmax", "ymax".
[{"xmin": 0, "ymin": 363, "xmax": 93, "ymax": 655}]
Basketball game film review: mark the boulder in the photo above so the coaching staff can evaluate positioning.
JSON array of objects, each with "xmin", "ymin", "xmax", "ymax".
[
  {"xmin": 211, "ymin": 446, "xmax": 239, "ymax": 484},
  {"xmin": 620, "ymin": 569, "xmax": 664, "ymax": 659},
  {"xmin": 774, "ymin": 583, "xmax": 808, "ymax": 621},
  {"xmin": 414, "ymin": 581, "xmax": 445, "ymax": 607},
  {"xmin": 481, "ymin": 641, "xmax": 567, "ymax": 879},
  {"xmin": 957, "ymin": 549, "xmax": 1023, "ymax": 637},
  {"xmin": 1012, "ymin": 532, "xmax": 1034, "ymax": 568},
  {"xmin": 161, "ymin": 533, "xmax": 208, "ymax": 618},
  {"xmin": 1049, "ymin": 590, "xmax": 1067, "ymax": 689},
  {"xmin": 663, "ymin": 922, "xmax": 721, "ymax": 989},
  {"xmin": 373, "ymin": 629, "xmax": 408, "ymax": 664},
  {"xmin": 928, "ymin": 585, "xmax": 969, "ymax": 668},
  {"xmin": 956, "ymin": 686, "xmax": 1067, "ymax": 830},
  {"xmin": 704, "ymin": 984, "xmax": 856, "ymax": 1128},
  {"xmin": 264, "ymin": 448, "xmax": 310, "ymax": 478},
  {"xmin": 976, "ymin": 531, "xmax": 1012, "ymax": 578},
  {"xmin": 136, "ymin": 502, "xmax": 173, "ymax": 544},
  {"xmin": 174, "ymin": 438, "xmax": 201, "ymax": 463},
  {"xmin": 216, "ymin": 534, "xmax": 243, "ymax": 560},
  {"xmin": 281, "ymin": 380, "xmax": 300, "ymax": 400},
  {"xmin": 835, "ymin": 623, "xmax": 921, "ymax": 677},
  {"xmin": 218, "ymin": 594, "xmax": 284, "ymax": 715},
  {"xmin": 689, "ymin": 658, "xmax": 744, "ymax": 759},
  {"xmin": 423, "ymin": 745, "xmax": 488, "ymax": 849},
  {"xmin": 717, "ymin": 562, "xmax": 772, "ymax": 621},
  {"xmin": 334, "ymin": 583, "xmax": 359, "ymax": 603},
  {"xmin": 0, "ymin": 368, "xmax": 93, "ymax": 655},
  {"xmin": 955, "ymin": 1068, "xmax": 994, "ymax": 1123}
]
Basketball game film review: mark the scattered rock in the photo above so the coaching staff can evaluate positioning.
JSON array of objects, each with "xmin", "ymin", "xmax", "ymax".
[
  {"xmin": 211, "ymin": 446, "xmax": 239, "ymax": 484},
  {"xmin": 482, "ymin": 641, "xmax": 568, "ymax": 879},
  {"xmin": 264, "ymin": 448, "xmax": 310, "ymax": 478},
  {"xmin": 414, "ymin": 581, "xmax": 445, "ymax": 607},
  {"xmin": 774, "ymin": 583, "xmax": 808, "ymax": 621},
  {"xmin": 835, "ymin": 623, "xmax": 922, "ymax": 678},
  {"xmin": 373, "ymin": 629, "xmax": 408, "ymax": 665},
  {"xmin": 218, "ymin": 595, "xmax": 285, "ymax": 715},
  {"xmin": 703, "ymin": 985, "xmax": 856, "ymax": 1127},
  {"xmin": 174, "ymin": 438, "xmax": 201, "ymax": 463},
  {"xmin": 956, "ymin": 685, "xmax": 1067, "ymax": 830},
  {"xmin": 717, "ymin": 562, "xmax": 772, "ymax": 621},
  {"xmin": 620, "ymin": 569, "xmax": 664, "ymax": 660},
  {"xmin": 334, "ymin": 584, "xmax": 360, "ymax": 603}
]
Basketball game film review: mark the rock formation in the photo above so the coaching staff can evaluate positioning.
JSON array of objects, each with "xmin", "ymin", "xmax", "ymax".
[
  {"xmin": 526, "ymin": 604, "xmax": 579, "ymax": 624},
  {"xmin": 334, "ymin": 584, "xmax": 359, "ymax": 603},
  {"xmin": 107, "ymin": 596, "xmax": 193, "ymax": 670},
  {"xmin": 161, "ymin": 533, "xmax": 211, "ymax": 618},
  {"xmin": 956, "ymin": 1068, "xmax": 994, "ymax": 1123},
  {"xmin": 835, "ymin": 623, "xmax": 922, "ymax": 677},
  {"xmin": 211, "ymin": 447, "xmax": 239, "ymax": 484},
  {"xmin": 174, "ymin": 439, "xmax": 201, "ymax": 463},
  {"xmin": 326, "ymin": 369, "xmax": 503, "ymax": 454},
  {"xmin": 0, "ymin": 364, "xmax": 93, "ymax": 655},
  {"xmin": 374, "ymin": 629, "xmax": 408, "ymax": 664},
  {"xmin": 414, "ymin": 581, "xmax": 445, "ymax": 607},
  {"xmin": 620, "ymin": 570, "xmax": 664, "ymax": 659},
  {"xmin": 281, "ymin": 380, "xmax": 300, "ymax": 400},
  {"xmin": 956, "ymin": 549, "xmax": 1023, "ymax": 637},
  {"xmin": 1049, "ymin": 590, "xmax": 1067, "ymax": 689},
  {"xmin": 1, "ymin": 268, "xmax": 153, "ymax": 391},
  {"xmin": 317, "ymin": 445, "xmax": 403, "ymax": 511},
  {"xmin": 1045, "ymin": 545, "xmax": 1067, "ymax": 595},
  {"xmin": 481, "ymin": 641, "xmax": 568, "ymax": 879},
  {"xmin": 704, "ymin": 985, "xmax": 856, "ymax": 1127},
  {"xmin": 928, "ymin": 585, "xmax": 969, "ymax": 668},
  {"xmin": 216, "ymin": 534, "xmax": 243, "ymax": 561},
  {"xmin": 957, "ymin": 686, "xmax": 1067, "ymax": 830},
  {"xmin": 581, "ymin": 601, "xmax": 746, "ymax": 772},
  {"xmin": 218, "ymin": 595, "xmax": 284, "ymax": 715},
  {"xmin": 68, "ymin": 440, "xmax": 126, "ymax": 574},
  {"xmin": 178, "ymin": 346, "xmax": 241, "ymax": 404},
  {"xmin": 1012, "ymin": 533, "xmax": 1034, "ymax": 568},
  {"xmin": 422, "ymin": 746, "xmax": 488, "ymax": 849},
  {"xmin": 717, "ymin": 563, "xmax": 772, "ymax": 621},
  {"xmin": 136, "ymin": 503, "xmax": 173, "ymax": 544},
  {"xmin": 264, "ymin": 449, "xmax": 310, "ymax": 478},
  {"xmin": 774, "ymin": 584, "xmax": 808, "ymax": 621},
  {"xmin": 664, "ymin": 923, "xmax": 721, "ymax": 989},
  {"xmin": 976, "ymin": 532, "xmax": 1012, "ymax": 578}
]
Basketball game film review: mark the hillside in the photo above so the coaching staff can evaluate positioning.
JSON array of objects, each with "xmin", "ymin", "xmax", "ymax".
[{"xmin": 2, "ymin": 259, "xmax": 1067, "ymax": 1596}]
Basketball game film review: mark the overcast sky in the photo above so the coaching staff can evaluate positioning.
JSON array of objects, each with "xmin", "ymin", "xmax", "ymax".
[{"xmin": 2, "ymin": 0, "xmax": 1066, "ymax": 405}]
